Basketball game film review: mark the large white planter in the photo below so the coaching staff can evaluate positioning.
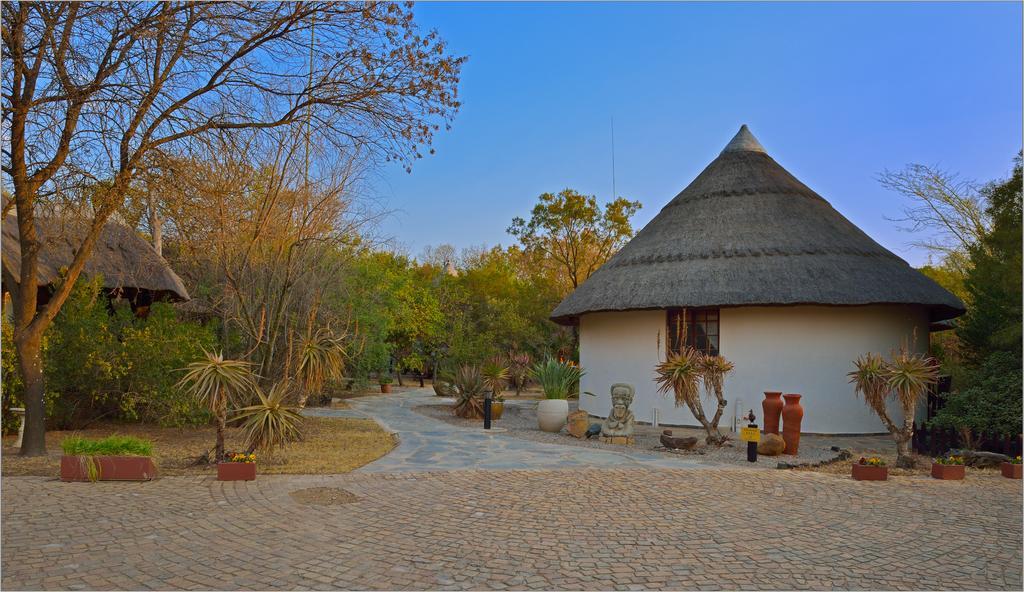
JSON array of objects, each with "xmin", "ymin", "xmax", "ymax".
[{"xmin": 537, "ymin": 399, "xmax": 569, "ymax": 433}]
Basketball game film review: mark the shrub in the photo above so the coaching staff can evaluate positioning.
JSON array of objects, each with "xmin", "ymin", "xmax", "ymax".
[
  {"xmin": 61, "ymin": 435, "xmax": 154, "ymax": 456},
  {"xmin": 530, "ymin": 358, "xmax": 583, "ymax": 400},
  {"xmin": 929, "ymin": 351, "xmax": 1022, "ymax": 439}
]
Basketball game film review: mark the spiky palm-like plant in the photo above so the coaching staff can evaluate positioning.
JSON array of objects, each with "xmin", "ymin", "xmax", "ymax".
[
  {"xmin": 700, "ymin": 354, "xmax": 735, "ymax": 434},
  {"xmin": 452, "ymin": 365, "xmax": 486, "ymax": 419},
  {"xmin": 177, "ymin": 351, "xmax": 256, "ymax": 462},
  {"xmin": 655, "ymin": 348, "xmax": 724, "ymax": 444},
  {"xmin": 849, "ymin": 348, "xmax": 939, "ymax": 468},
  {"xmin": 234, "ymin": 381, "xmax": 303, "ymax": 455},
  {"xmin": 295, "ymin": 328, "xmax": 346, "ymax": 408},
  {"xmin": 507, "ymin": 351, "xmax": 531, "ymax": 396},
  {"xmin": 482, "ymin": 358, "xmax": 511, "ymax": 400}
]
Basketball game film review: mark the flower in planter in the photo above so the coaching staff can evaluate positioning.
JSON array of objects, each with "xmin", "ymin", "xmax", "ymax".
[
  {"xmin": 1010, "ymin": 456, "xmax": 1023, "ymax": 465},
  {"xmin": 858, "ymin": 456, "xmax": 886, "ymax": 467},
  {"xmin": 226, "ymin": 452, "xmax": 257, "ymax": 463},
  {"xmin": 933, "ymin": 454, "xmax": 965, "ymax": 465}
]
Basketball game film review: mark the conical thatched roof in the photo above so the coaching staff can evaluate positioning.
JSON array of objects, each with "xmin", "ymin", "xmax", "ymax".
[
  {"xmin": 551, "ymin": 125, "xmax": 965, "ymax": 324},
  {"xmin": 2, "ymin": 215, "xmax": 190, "ymax": 302}
]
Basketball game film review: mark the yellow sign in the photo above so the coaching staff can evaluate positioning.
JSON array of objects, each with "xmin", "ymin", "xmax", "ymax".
[{"xmin": 739, "ymin": 427, "xmax": 761, "ymax": 443}]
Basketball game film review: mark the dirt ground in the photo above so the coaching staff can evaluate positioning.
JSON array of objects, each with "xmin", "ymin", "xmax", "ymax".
[{"xmin": 1, "ymin": 416, "xmax": 396, "ymax": 477}]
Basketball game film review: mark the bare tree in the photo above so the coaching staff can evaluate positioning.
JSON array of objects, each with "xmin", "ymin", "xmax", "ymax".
[
  {"xmin": 879, "ymin": 164, "xmax": 991, "ymax": 271},
  {"xmin": 2, "ymin": 1, "xmax": 464, "ymax": 455}
]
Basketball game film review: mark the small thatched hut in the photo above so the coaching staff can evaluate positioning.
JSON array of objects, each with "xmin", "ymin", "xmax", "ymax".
[
  {"xmin": 2, "ymin": 215, "xmax": 190, "ymax": 313},
  {"xmin": 552, "ymin": 125, "xmax": 965, "ymax": 433}
]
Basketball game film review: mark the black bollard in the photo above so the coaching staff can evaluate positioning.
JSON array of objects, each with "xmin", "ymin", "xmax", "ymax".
[
  {"xmin": 747, "ymin": 421, "xmax": 758, "ymax": 462},
  {"xmin": 483, "ymin": 391, "xmax": 492, "ymax": 430}
]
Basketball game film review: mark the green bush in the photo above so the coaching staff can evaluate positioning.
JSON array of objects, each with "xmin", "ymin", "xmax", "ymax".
[
  {"xmin": 61, "ymin": 434, "xmax": 154, "ymax": 456},
  {"xmin": 5, "ymin": 275, "xmax": 216, "ymax": 429},
  {"xmin": 929, "ymin": 351, "xmax": 1023, "ymax": 437}
]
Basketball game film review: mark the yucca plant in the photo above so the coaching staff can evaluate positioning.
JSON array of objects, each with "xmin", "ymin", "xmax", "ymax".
[
  {"xmin": 655, "ymin": 348, "xmax": 723, "ymax": 444},
  {"xmin": 700, "ymin": 354, "xmax": 735, "ymax": 435},
  {"xmin": 530, "ymin": 358, "xmax": 584, "ymax": 400},
  {"xmin": 295, "ymin": 328, "xmax": 346, "ymax": 408},
  {"xmin": 482, "ymin": 357, "xmax": 511, "ymax": 401},
  {"xmin": 177, "ymin": 351, "xmax": 256, "ymax": 462},
  {"xmin": 452, "ymin": 365, "xmax": 486, "ymax": 419},
  {"xmin": 849, "ymin": 347, "xmax": 939, "ymax": 468},
  {"xmin": 234, "ymin": 381, "xmax": 304, "ymax": 455}
]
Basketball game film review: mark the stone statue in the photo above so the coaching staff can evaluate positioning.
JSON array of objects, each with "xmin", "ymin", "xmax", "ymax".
[{"xmin": 600, "ymin": 383, "xmax": 636, "ymax": 445}]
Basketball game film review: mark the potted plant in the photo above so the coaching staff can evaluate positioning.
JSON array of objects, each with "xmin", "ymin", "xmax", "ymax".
[
  {"xmin": 531, "ymin": 358, "xmax": 584, "ymax": 433},
  {"xmin": 931, "ymin": 454, "xmax": 966, "ymax": 480},
  {"xmin": 1002, "ymin": 455, "xmax": 1022, "ymax": 479},
  {"xmin": 218, "ymin": 452, "xmax": 257, "ymax": 481},
  {"xmin": 379, "ymin": 376, "xmax": 394, "ymax": 393},
  {"xmin": 852, "ymin": 456, "xmax": 888, "ymax": 481},
  {"xmin": 60, "ymin": 435, "xmax": 157, "ymax": 482}
]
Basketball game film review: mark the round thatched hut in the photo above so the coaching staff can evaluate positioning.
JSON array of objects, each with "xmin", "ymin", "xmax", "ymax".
[{"xmin": 551, "ymin": 125, "xmax": 965, "ymax": 433}]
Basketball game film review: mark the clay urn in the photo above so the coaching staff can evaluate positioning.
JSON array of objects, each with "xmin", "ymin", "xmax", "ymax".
[
  {"xmin": 781, "ymin": 393, "xmax": 804, "ymax": 456},
  {"xmin": 762, "ymin": 392, "xmax": 783, "ymax": 435}
]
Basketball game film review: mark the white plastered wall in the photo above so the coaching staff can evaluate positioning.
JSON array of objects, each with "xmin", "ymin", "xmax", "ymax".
[{"xmin": 578, "ymin": 305, "xmax": 930, "ymax": 434}]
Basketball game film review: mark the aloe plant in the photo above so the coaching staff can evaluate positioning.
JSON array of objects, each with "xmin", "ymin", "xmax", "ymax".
[
  {"xmin": 655, "ymin": 348, "xmax": 726, "ymax": 444},
  {"xmin": 177, "ymin": 351, "xmax": 256, "ymax": 462},
  {"xmin": 482, "ymin": 357, "xmax": 510, "ymax": 401},
  {"xmin": 295, "ymin": 328, "xmax": 346, "ymax": 408},
  {"xmin": 530, "ymin": 358, "xmax": 584, "ymax": 400},
  {"xmin": 452, "ymin": 365, "xmax": 486, "ymax": 418},
  {"xmin": 234, "ymin": 381, "xmax": 303, "ymax": 454}
]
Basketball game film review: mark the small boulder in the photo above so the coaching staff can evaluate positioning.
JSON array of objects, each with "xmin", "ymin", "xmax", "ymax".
[
  {"xmin": 567, "ymin": 410, "xmax": 590, "ymax": 439},
  {"xmin": 585, "ymin": 423, "xmax": 602, "ymax": 439},
  {"xmin": 660, "ymin": 430, "xmax": 698, "ymax": 450},
  {"xmin": 757, "ymin": 433, "xmax": 786, "ymax": 456}
]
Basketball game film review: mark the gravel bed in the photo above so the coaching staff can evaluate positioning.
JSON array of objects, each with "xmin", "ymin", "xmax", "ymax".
[{"xmin": 413, "ymin": 400, "xmax": 842, "ymax": 468}]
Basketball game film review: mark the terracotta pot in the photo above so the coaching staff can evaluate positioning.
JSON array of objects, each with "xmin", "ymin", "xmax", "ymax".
[
  {"xmin": 852, "ymin": 463, "xmax": 888, "ymax": 481},
  {"xmin": 491, "ymin": 401, "xmax": 504, "ymax": 420},
  {"xmin": 931, "ymin": 463, "xmax": 965, "ymax": 480},
  {"xmin": 1001, "ymin": 462, "xmax": 1023, "ymax": 479},
  {"xmin": 537, "ymin": 399, "xmax": 569, "ymax": 432},
  {"xmin": 380, "ymin": 383, "xmax": 392, "ymax": 394},
  {"xmin": 218, "ymin": 462, "xmax": 256, "ymax": 481},
  {"xmin": 761, "ymin": 392, "xmax": 783, "ymax": 435},
  {"xmin": 781, "ymin": 393, "xmax": 803, "ymax": 456},
  {"xmin": 60, "ymin": 455, "xmax": 156, "ymax": 482}
]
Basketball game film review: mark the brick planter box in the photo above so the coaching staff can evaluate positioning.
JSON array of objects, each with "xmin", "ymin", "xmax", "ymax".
[
  {"xmin": 60, "ymin": 455, "xmax": 156, "ymax": 482},
  {"xmin": 380, "ymin": 384, "xmax": 392, "ymax": 394},
  {"xmin": 1001, "ymin": 462, "xmax": 1022, "ymax": 479},
  {"xmin": 851, "ymin": 463, "xmax": 888, "ymax": 481},
  {"xmin": 931, "ymin": 463, "xmax": 965, "ymax": 480},
  {"xmin": 218, "ymin": 462, "xmax": 256, "ymax": 481}
]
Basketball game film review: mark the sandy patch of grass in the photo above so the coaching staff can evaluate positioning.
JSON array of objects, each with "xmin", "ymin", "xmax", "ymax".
[{"xmin": 2, "ymin": 416, "xmax": 395, "ymax": 477}]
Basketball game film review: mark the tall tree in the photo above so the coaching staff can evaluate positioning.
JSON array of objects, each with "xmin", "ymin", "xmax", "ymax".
[
  {"xmin": 2, "ymin": 2, "xmax": 464, "ymax": 455},
  {"xmin": 507, "ymin": 189, "xmax": 641, "ymax": 292}
]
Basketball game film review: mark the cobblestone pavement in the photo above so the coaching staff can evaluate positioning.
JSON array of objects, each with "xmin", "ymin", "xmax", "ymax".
[
  {"xmin": 306, "ymin": 389, "xmax": 721, "ymax": 472},
  {"xmin": 2, "ymin": 469, "xmax": 1021, "ymax": 590}
]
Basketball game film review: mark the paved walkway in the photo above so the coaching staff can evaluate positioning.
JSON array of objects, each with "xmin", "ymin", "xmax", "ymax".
[
  {"xmin": 2, "ymin": 469, "xmax": 1020, "ymax": 590},
  {"xmin": 307, "ymin": 388, "xmax": 720, "ymax": 472}
]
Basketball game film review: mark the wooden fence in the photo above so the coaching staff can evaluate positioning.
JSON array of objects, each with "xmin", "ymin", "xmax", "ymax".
[{"xmin": 912, "ymin": 423, "xmax": 1022, "ymax": 457}]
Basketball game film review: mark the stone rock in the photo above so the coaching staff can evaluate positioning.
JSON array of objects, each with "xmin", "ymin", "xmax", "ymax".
[
  {"xmin": 659, "ymin": 430, "xmax": 698, "ymax": 450},
  {"xmin": 757, "ymin": 433, "xmax": 786, "ymax": 456},
  {"xmin": 567, "ymin": 410, "xmax": 590, "ymax": 439},
  {"xmin": 433, "ymin": 381, "xmax": 457, "ymax": 397},
  {"xmin": 585, "ymin": 423, "xmax": 602, "ymax": 439},
  {"xmin": 951, "ymin": 449, "xmax": 1010, "ymax": 468}
]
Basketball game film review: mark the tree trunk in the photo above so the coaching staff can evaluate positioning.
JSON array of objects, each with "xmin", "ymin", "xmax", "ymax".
[
  {"xmin": 148, "ymin": 198, "xmax": 162, "ymax": 257},
  {"xmin": 894, "ymin": 414, "xmax": 916, "ymax": 468},
  {"xmin": 708, "ymin": 387, "xmax": 728, "ymax": 433},
  {"xmin": 215, "ymin": 396, "xmax": 227, "ymax": 463},
  {"xmin": 15, "ymin": 331, "xmax": 47, "ymax": 456},
  {"xmin": 396, "ymin": 372, "xmax": 403, "ymax": 387},
  {"xmin": 684, "ymin": 398, "xmax": 723, "ymax": 445}
]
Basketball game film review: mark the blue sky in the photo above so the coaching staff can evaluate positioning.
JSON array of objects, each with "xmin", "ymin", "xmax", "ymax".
[{"xmin": 375, "ymin": 2, "xmax": 1022, "ymax": 267}]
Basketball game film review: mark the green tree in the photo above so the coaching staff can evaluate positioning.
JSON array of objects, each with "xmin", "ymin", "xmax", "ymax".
[{"xmin": 508, "ymin": 189, "xmax": 641, "ymax": 292}]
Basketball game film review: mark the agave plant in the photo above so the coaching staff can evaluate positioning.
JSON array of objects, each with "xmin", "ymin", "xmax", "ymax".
[
  {"xmin": 295, "ymin": 328, "xmax": 346, "ymax": 408},
  {"xmin": 654, "ymin": 348, "xmax": 724, "ymax": 445},
  {"xmin": 452, "ymin": 365, "xmax": 486, "ymax": 419},
  {"xmin": 849, "ymin": 347, "xmax": 940, "ymax": 468},
  {"xmin": 177, "ymin": 351, "xmax": 256, "ymax": 462},
  {"xmin": 482, "ymin": 357, "xmax": 511, "ymax": 401},
  {"xmin": 530, "ymin": 358, "xmax": 584, "ymax": 400},
  {"xmin": 234, "ymin": 381, "xmax": 303, "ymax": 455}
]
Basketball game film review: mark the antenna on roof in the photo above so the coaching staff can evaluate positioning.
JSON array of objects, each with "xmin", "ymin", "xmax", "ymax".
[{"xmin": 610, "ymin": 115, "xmax": 617, "ymax": 200}]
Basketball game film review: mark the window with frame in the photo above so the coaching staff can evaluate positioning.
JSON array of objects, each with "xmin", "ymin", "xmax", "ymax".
[{"xmin": 666, "ymin": 308, "xmax": 719, "ymax": 356}]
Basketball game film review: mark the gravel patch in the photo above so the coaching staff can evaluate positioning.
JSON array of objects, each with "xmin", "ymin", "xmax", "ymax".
[{"xmin": 413, "ymin": 400, "xmax": 843, "ymax": 468}]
